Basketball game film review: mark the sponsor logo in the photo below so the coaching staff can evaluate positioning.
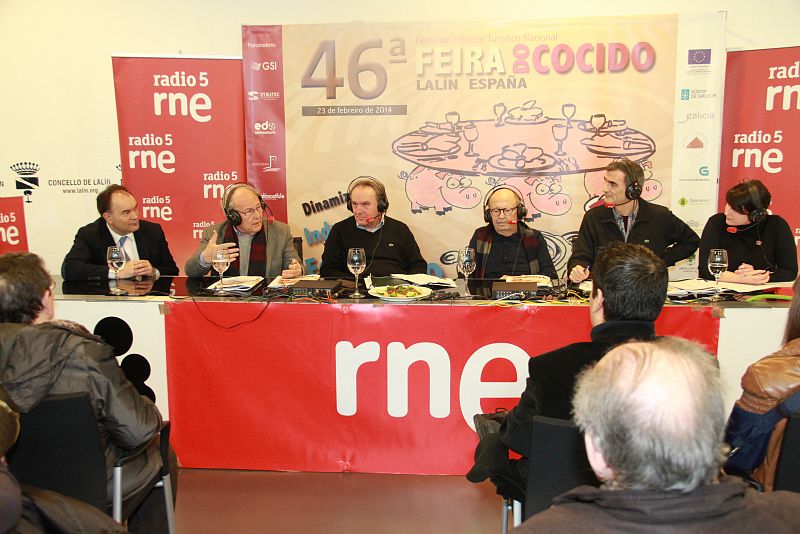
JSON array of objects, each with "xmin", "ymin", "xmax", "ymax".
[
  {"xmin": 688, "ymin": 49, "xmax": 711, "ymax": 65},
  {"xmin": 256, "ymin": 155, "xmax": 281, "ymax": 173},
  {"xmin": 247, "ymin": 90, "xmax": 281, "ymax": 101},
  {"xmin": 678, "ymin": 197, "xmax": 710, "ymax": 208},
  {"xmin": 246, "ymin": 42, "xmax": 277, "ymax": 48},
  {"xmin": 678, "ymin": 111, "xmax": 715, "ymax": 124},
  {"xmin": 440, "ymin": 250, "xmax": 458, "ymax": 265},
  {"xmin": 683, "ymin": 133, "xmax": 707, "ymax": 155},
  {"xmin": 261, "ymin": 192, "xmax": 285, "ymax": 200},
  {"xmin": 249, "ymin": 60, "xmax": 279, "ymax": 71},
  {"xmin": 679, "ymin": 197, "xmax": 688, "ymax": 207},
  {"xmin": 680, "ymin": 88, "xmax": 718, "ymax": 100},
  {"xmin": 253, "ymin": 119, "xmax": 278, "ymax": 135},
  {"xmin": 699, "ymin": 166, "xmax": 709, "ymax": 176}
]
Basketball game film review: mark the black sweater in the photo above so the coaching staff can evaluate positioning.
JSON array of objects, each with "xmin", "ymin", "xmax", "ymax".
[
  {"xmin": 698, "ymin": 213, "xmax": 798, "ymax": 282},
  {"xmin": 319, "ymin": 216, "xmax": 427, "ymax": 279}
]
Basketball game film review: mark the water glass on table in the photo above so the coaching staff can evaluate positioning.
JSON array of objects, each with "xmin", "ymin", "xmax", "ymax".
[{"xmin": 106, "ymin": 246, "xmax": 127, "ymax": 295}]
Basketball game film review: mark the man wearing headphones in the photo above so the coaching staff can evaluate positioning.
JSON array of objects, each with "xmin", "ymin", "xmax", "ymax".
[
  {"xmin": 185, "ymin": 183, "xmax": 302, "ymax": 278},
  {"xmin": 568, "ymin": 158, "xmax": 699, "ymax": 283},
  {"xmin": 320, "ymin": 176, "xmax": 427, "ymax": 279},
  {"xmin": 698, "ymin": 180, "xmax": 797, "ymax": 284},
  {"xmin": 467, "ymin": 186, "xmax": 557, "ymax": 281}
]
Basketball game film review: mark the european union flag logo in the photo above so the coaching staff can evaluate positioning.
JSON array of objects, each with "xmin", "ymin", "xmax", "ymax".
[{"xmin": 688, "ymin": 49, "xmax": 711, "ymax": 65}]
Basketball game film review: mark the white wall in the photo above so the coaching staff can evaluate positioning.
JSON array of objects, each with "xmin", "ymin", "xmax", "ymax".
[{"xmin": 1, "ymin": 0, "xmax": 798, "ymax": 273}]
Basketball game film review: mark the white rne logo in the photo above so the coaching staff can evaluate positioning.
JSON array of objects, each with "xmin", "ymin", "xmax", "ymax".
[
  {"xmin": 335, "ymin": 341, "xmax": 529, "ymax": 427},
  {"xmin": 254, "ymin": 120, "xmax": 277, "ymax": 135}
]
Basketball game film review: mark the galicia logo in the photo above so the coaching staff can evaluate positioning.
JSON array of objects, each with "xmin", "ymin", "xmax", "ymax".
[
  {"xmin": 10, "ymin": 162, "xmax": 40, "ymax": 190},
  {"xmin": 680, "ymin": 88, "xmax": 690, "ymax": 100},
  {"xmin": 678, "ymin": 111, "xmax": 715, "ymax": 124},
  {"xmin": 699, "ymin": 166, "xmax": 709, "ymax": 176},
  {"xmin": 249, "ymin": 60, "xmax": 279, "ymax": 71}
]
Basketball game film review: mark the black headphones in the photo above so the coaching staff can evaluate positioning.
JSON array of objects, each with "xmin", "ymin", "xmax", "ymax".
[
  {"xmin": 745, "ymin": 181, "xmax": 767, "ymax": 224},
  {"xmin": 346, "ymin": 176, "xmax": 389, "ymax": 213},
  {"xmin": 483, "ymin": 186, "xmax": 528, "ymax": 223},
  {"xmin": 222, "ymin": 183, "xmax": 267, "ymax": 227},
  {"xmin": 619, "ymin": 159, "xmax": 643, "ymax": 200}
]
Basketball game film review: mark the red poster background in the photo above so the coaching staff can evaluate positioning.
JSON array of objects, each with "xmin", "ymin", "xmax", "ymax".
[
  {"xmin": 720, "ymin": 47, "xmax": 800, "ymax": 253},
  {"xmin": 241, "ymin": 26, "xmax": 288, "ymax": 222},
  {"xmin": 0, "ymin": 197, "xmax": 28, "ymax": 252},
  {"xmin": 166, "ymin": 302, "xmax": 718, "ymax": 475},
  {"xmin": 112, "ymin": 57, "xmax": 246, "ymax": 271}
]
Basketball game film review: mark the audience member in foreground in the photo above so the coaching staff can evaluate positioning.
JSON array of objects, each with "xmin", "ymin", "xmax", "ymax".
[
  {"xmin": 515, "ymin": 337, "xmax": 800, "ymax": 533},
  {"xmin": 467, "ymin": 242, "xmax": 668, "ymax": 502},
  {"xmin": 724, "ymin": 275, "xmax": 800, "ymax": 490}
]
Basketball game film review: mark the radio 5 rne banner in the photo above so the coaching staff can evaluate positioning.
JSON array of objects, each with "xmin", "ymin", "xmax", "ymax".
[
  {"xmin": 0, "ymin": 197, "xmax": 28, "ymax": 253},
  {"xmin": 720, "ymin": 47, "xmax": 800, "ymax": 257},
  {"xmin": 112, "ymin": 57, "xmax": 247, "ymax": 271}
]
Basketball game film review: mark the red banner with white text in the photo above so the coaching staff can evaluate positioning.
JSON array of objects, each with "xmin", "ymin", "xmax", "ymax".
[
  {"xmin": 720, "ymin": 47, "xmax": 800, "ymax": 256},
  {"xmin": 166, "ymin": 302, "xmax": 718, "ymax": 474},
  {"xmin": 112, "ymin": 57, "xmax": 247, "ymax": 271},
  {"xmin": 0, "ymin": 197, "xmax": 28, "ymax": 253}
]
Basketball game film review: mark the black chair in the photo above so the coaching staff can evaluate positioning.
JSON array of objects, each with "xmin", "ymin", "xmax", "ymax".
[
  {"xmin": 7, "ymin": 393, "xmax": 174, "ymax": 531},
  {"xmin": 773, "ymin": 412, "xmax": 800, "ymax": 492},
  {"xmin": 524, "ymin": 415, "xmax": 599, "ymax": 519}
]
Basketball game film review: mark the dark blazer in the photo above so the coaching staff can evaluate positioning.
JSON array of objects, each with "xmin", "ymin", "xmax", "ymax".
[
  {"xmin": 500, "ymin": 320, "xmax": 657, "ymax": 457},
  {"xmin": 567, "ymin": 199, "xmax": 700, "ymax": 273},
  {"xmin": 61, "ymin": 218, "xmax": 179, "ymax": 281}
]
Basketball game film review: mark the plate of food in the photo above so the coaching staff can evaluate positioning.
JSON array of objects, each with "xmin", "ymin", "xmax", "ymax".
[{"xmin": 368, "ymin": 285, "xmax": 432, "ymax": 302}]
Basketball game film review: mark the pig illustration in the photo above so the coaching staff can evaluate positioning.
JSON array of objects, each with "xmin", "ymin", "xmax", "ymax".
[
  {"xmin": 494, "ymin": 175, "xmax": 572, "ymax": 220},
  {"xmin": 399, "ymin": 166, "xmax": 482, "ymax": 215}
]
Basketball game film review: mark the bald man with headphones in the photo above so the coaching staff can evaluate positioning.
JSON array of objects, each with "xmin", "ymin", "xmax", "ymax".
[
  {"xmin": 185, "ymin": 183, "xmax": 302, "ymax": 279},
  {"xmin": 467, "ymin": 186, "xmax": 557, "ymax": 282},
  {"xmin": 568, "ymin": 158, "xmax": 699, "ymax": 283},
  {"xmin": 320, "ymin": 176, "xmax": 427, "ymax": 279}
]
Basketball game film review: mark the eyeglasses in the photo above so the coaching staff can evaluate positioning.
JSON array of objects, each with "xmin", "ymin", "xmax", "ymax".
[
  {"xmin": 237, "ymin": 205, "xmax": 264, "ymax": 218},
  {"xmin": 489, "ymin": 207, "xmax": 517, "ymax": 217}
]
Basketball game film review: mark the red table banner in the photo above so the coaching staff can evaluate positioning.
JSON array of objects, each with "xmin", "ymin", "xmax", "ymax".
[
  {"xmin": 112, "ymin": 57, "xmax": 247, "ymax": 271},
  {"xmin": 166, "ymin": 302, "xmax": 718, "ymax": 475}
]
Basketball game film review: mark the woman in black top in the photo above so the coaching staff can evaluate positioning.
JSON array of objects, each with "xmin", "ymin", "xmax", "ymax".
[{"xmin": 699, "ymin": 180, "xmax": 797, "ymax": 284}]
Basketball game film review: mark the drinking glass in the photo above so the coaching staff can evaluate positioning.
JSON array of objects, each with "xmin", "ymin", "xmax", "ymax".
[
  {"xmin": 463, "ymin": 122, "xmax": 479, "ymax": 157},
  {"xmin": 493, "ymin": 103, "xmax": 507, "ymax": 127},
  {"xmin": 590, "ymin": 113, "xmax": 608, "ymax": 137},
  {"xmin": 347, "ymin": 248, "xmax": 366, "ymax": 299},
  {"xmin": 708, "ymin": 249, "xmax": 728, "ymax": 302},
  {"xmin": 552, "ymin": 124, "xmax": 568, "ymax": 156},
  {"xmin": 212, "ymin": 247, "xmax": 231, "ymax": 294},
  {"xmin": 445, "ymin": 111, "xmax": 461, "ymax": 132},
  {"xmin": 562, "ymin": 103, "xmax": 576, "ymax": 128},
  {"xmin": 458, "ymin": 247, "xmax": 477, "ymax": 296},
  {"xmin": 106, "ymin": 246, "xmax": 127, "ymax": 295}
]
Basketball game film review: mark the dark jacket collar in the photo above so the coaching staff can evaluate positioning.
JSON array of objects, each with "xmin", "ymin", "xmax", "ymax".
[{"xmin": 590, "ymin": 320, "xmax": 656, "ymax": 344}]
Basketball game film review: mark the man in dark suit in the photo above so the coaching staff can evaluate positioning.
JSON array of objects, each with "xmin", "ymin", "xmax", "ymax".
[
  {"xmin": 466, "ymin": 242, "xmax": 668, "ymax": 503},
  {"xmin": 61, "ymin": 185, "xmax": 178, "ymax": 281}
]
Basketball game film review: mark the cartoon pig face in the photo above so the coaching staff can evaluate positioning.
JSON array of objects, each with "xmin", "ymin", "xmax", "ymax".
[
  {"xmin": 528, "ymin": 176, "xmax": 571, "ymax": 215},
  {"xmin": 441, "ymin": 174, "xmax": 482, "ymax": 208}
]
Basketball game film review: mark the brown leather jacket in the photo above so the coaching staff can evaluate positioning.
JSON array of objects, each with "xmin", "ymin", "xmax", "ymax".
[{"xmin": 736, "ymin": 338, "xmax": 800, "ymax": 490}]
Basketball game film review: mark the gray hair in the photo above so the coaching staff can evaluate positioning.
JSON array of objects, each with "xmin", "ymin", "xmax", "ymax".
[{"xmin": 572, "ymin": 337, "xmax": 726, "ymax": 492}]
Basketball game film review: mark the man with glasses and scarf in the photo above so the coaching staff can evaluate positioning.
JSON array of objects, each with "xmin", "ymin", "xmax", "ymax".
[{"xmin": 185, "ymin": 183, "xmax": 302, "ymax": 279}]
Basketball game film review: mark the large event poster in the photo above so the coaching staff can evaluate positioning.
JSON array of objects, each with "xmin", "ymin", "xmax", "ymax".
[
  {"xmin": 112, "ymin": 57, "xmax": 246, "ymax": 271},
  {"xmin": 720, "ymin": 46, "xmax": 800, "ymax": 255},
  {"xmin": 243, "ymin": 14, "xmax": 725, "ymax": 278}
]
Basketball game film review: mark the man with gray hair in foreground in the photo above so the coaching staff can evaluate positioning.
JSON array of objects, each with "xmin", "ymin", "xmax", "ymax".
[{"xmin": 515, "ymin": 337, "xmax": 800, "ymax": 533}]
